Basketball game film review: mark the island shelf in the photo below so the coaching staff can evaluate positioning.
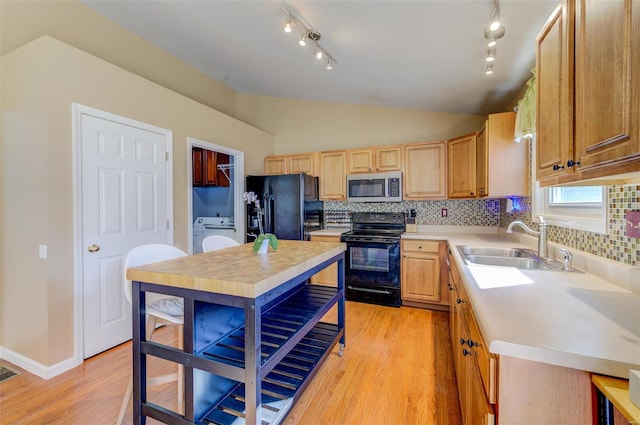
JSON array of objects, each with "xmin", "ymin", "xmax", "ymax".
[{"xmin": 127, "ymin": 240, "xmax": 346, "ymax": 425}]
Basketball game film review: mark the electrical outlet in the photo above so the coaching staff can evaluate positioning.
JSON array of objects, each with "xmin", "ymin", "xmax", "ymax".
[
  {"xmin": 626, "ymin": 211, "xmax": 640, "ymax": 238},
  {"xmin": 441, "ymin": 208, "xmax": 448, "ymax": 217}
]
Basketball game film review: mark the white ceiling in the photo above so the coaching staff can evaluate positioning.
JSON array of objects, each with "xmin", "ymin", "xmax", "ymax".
[{"xmin": 82, "ymin": 0, "xmax": 557, "ymax": 115}]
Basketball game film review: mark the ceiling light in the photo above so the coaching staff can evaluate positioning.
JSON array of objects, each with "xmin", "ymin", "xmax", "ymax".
[
  {"xmin": 281, "ymin": 5, "xmax": 337, "ymax": 70},
  {"xmin": 486, "ymin": 47, "xmax": 496, "ymax": 62},
  {"xmin": 489, "ymin": 20, "xmax": 501, "ymax": 31},
  {"xmin": 485, "ymin": 63, "xmax": 494, "ymax": 75},
  {"xmin": 488, "ymin": 40, "xmax": 497, "ymax": 48}
]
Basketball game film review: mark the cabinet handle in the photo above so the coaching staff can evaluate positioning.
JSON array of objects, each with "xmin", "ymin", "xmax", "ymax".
[
  {"xmin": 448, "ymin": 284, "xmax": 454, "ymax": 291},
  {"xmin": 456, "ymin": 298, "xmax": 464, "ymax": 304},
  {"xmin": 470, "ymin": 192, "xmax": 475, "ymax": 195},
  {"xmin": 418, "ymin": 246, "xmax": 422, "ymax": 249},
  {"xmin": 460, "ymin": 338, "xmax": 467, "ymax": 346},
  {"xmin": 462, "ymin": 348, "xmax": 472, "ymax": 356},
  {"xmin": 552, "ymin": 163, "xmax": 565, "ymax": 171},
  {"xmin": 467, "ymin": 339, "xmax": 479, "ymax": 348},
  {"xmin": 567, "ymin": 159, "xmax": 581, "ymax": 168}
]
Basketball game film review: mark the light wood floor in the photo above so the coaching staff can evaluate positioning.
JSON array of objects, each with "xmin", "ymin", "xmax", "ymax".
[{"xmin": 0, "ymin": 302, "xmax": 461, "ymax": 425}]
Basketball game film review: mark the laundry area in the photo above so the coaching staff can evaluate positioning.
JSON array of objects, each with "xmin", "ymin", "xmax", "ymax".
[{"xmin": 191, "ymin": 146, "xmax": 239, "ymax": 253}]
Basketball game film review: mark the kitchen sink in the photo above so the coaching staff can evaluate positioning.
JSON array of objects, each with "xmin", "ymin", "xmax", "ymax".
[
  {"xmin": 462, "ymin": 254, "xmax": 552, "ymax": 270},
  {"xmin": 456, "ymin": 245, "xmax": 580, "ymax": 272},
  {"xmin": 458, "ymin": 246, "xmax": 536, "ymax": 258}
]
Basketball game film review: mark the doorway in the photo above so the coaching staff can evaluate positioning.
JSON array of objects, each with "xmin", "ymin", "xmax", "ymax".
[
  {"xmin": 187, "ymin": 137, "xmax": 245, "ymax": 254},
  {"xmin": 73, "ymin": 104, "xmax": 173, "ymax": 359}
]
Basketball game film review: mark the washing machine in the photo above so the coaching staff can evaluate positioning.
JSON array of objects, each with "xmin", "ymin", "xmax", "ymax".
[{"xmin": 193, "ymin": 216, "xmax": 237, "ymax": 253}]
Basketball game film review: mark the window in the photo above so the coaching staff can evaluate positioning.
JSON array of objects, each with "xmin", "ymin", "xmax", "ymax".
[{"xmin": 531, "ymin": 141, "xmax": 608, "ymax": 233}]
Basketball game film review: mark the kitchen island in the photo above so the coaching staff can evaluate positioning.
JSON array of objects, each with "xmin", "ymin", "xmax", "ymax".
[{"xmin": 126, "ymin": 240, "xmax": 346, "ymax": 425}]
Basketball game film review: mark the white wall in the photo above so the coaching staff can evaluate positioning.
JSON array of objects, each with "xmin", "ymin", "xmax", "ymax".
[
  {"xmin": 1, "ymin": 36, "xmax": 273, "ymax": 367},
  {"xmin": 237, "ymin": 94, "xmax": 486, "ymax": 154}
]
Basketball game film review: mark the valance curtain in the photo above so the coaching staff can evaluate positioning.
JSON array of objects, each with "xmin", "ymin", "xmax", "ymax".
[{"xmin": 514, "ymin": 70, "xmax": 536, "ymax": 142}]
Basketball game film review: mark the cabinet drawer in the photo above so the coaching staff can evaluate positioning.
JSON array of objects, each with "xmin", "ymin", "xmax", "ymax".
[
  {"xmin": 466, "ymin": 308, "xmax": 496, "ymax": 404},
  {"xmin": 402, "ymin": 240, "xmax": 440, "ymax": 253}
]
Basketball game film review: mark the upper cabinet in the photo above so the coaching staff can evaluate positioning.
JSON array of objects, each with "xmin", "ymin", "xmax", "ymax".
[
  {"xmin": 537, "ymin": 0, "xmax": 640, "ymax": 184},
  {"xmin": 264, "ymin": 152, "xmax": 318, "ymax": 176},
  {"xmin": 346, "ymin": 146, "xmax": 403, "ymax": 174},
  {"xmin": 404, "ymin": 142, "xmax": 447, "ymax": 200},
  {"xmin": 447, "ymin": 133, "xmax": 477, "ymax": 199},
  {"xmin": 290, "ymin": 152, "xmax": 318, "ymax": 176},
  {"xmin": 448, "ymin": 113, "xmax": 527, "ymax": 199},
  {"xmin": 192, "ymin": 148, "xmax": 230, "ymax": 187},
  {"xmin": 319, "ymin": 150, "xmax": 347, "ymax": 200},
  {"xmin": 264, "ymin": 155, "xmax": 289, "ymax": 175},
  {"xmin": 476, "ymin": 112, "xmax": 528, "ymax": 197}
]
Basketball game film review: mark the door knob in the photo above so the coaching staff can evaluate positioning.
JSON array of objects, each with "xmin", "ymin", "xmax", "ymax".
[{"xmin": 87, "ymin": 244, "xmax": 100, "ymax": 253}]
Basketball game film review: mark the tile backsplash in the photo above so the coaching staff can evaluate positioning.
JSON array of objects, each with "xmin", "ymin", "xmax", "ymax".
[{"xmin": 324, "ymin": 184, "xmax": 639, "ymax": 266}]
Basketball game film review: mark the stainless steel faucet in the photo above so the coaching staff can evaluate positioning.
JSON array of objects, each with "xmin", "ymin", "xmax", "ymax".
[
  {"xmin": 506, "ymin": 216, "xmax": 549, "ymax": 258},
  {"xmin": 557, "ymin": 249, "xmax": 573, "ymax": 271}
]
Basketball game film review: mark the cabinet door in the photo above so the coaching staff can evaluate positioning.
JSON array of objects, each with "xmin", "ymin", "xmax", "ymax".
[
  {"xmin": 264, "ymin": 156, "xmax": 289, "ymax": 175},
  {"xmin": 573, "ymin": 0, "xmax": 640, "ymax": 172},
  {"xmin": 310, "ymin": 235, "xmax": 340, "ymax": 286},
  {"xmin": 347, "ymin": 149, "xmax": 374, "ymax": 173},
  {"xmin": 448, "ymin": 134, "xmax": 477, "ymax": 198},
  {"xmin": 536, "ymin": 1, "xmax": 574, "ymax": 180},
  {"xmin": 476, "ymin": 125, "xmax": 488, "ymax": 197},
  {"xmin": 403, "ymin": 142, "xmax": 447, "ymax": 199},
  {"xmin": 467, "ymin": 360, "xmax": 495, "ymax": 425},
  {"xmin": 192, "ymin": 148, "xmax": 205, "ymax": 186},
  {"xmin": 204, "ymin": 150, "xmax": 218, "ymax": 186},
  {"xmin": 319, "ymin": 151, "xmax": 347, "ymax": 200},
  {"xmin": 375, "ymin": 146, "xmax": 403, "ymax": 172},
  {"xmin": 401, "ymin": 252, "xmax": 440, "ymax": 302},
  {"xmin": 290, "ymin": 153, "xmax": 317, "ymax": 176}
]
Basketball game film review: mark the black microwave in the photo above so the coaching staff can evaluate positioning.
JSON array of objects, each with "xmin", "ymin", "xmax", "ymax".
[{"xmin": 346, "ymin": 171, "xmax": 403, "ymax": 202}]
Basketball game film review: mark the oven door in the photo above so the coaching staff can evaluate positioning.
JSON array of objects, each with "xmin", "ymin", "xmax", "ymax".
[{"xmin": 344, "ymin": 240, "xmax": 400, "ymax": 287}]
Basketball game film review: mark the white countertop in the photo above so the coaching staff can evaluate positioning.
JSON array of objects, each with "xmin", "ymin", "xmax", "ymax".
[
  {"xmin": 314, "ymin": 225, "xmax": 639, "ymax": 377},
  {"xmin": 428, "ymin": 232, "xmax": 640, "ymax": 379}
]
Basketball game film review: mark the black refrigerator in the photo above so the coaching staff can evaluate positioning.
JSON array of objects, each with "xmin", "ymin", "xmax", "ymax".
[{"xmin": 245, "ymin": 173, "xmax": 323, "ymax": 242}]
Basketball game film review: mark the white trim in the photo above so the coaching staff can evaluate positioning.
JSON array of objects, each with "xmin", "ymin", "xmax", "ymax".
[
  {"xmin": 0, "ymin": 345, "xmax": 82, "ymax": 380},
  {"xmin": 72, "ymin": 103, "xmax": 174, "ymax": 365},
  {"xmin": 187, "ymin": 137, "xmax": 245, "ymax": 253}
]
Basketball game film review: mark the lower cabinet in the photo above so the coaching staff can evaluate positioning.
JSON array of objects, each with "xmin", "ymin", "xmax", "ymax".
[
  {"xmin": 401, "ymin": 239, "xmax": 449, "ymax": 310},
  {"xmin": 448, "ymin": 247, "xmax": 496, "ymax": 425},
  {"xmin": 310, "ymin": 235, "xmax": 340, "ymax": 286}
]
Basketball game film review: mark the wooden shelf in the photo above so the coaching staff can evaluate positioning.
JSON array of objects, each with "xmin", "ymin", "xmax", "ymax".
[{"xmin": 202, "ymin": 322, "xmax": 342, "ymax": 425}]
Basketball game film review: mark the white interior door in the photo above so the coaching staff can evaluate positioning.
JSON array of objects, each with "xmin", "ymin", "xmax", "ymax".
[{"xmin": 80, "ymin": 112, "xmax": 171, "ymax": 358}]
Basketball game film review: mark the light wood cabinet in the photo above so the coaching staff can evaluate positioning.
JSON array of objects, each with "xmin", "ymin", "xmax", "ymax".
[
  {"xmin": 347, "ymin": 148, "xmax": 375, "ymax": 173},
  {"xmin": 476, "ymin": 112, "xmax": 528, "ymax": 197},
  {"xmin": 403, "ymin": 142, "xmax": 447, "ymax": 200},
  {"xmin": 448, "ymin": 250, "xmax": 496, "ymax": 425},
  {"xmin": 401, "ymin": 239, "xmax": 448, "ymax": 309},
  {"xmin": 537, "ymin": 0, "xmax": 640, "ymax": 184},
  {"xmin": 447, "ymin": 133, "xmax": 477, "ymax": 198},
  {"xmin": 347, "ymin": 146, "xmax": 403, "ymax": 174},
  {"xmin": 290, "ymin": 153, "xmax": 318, "ymax": 176},
  {"xmin": 319, "ymin": 150, "xmax": 347, "ymax": 200},
  {"xmin": 309, "ymin": 235, "xmax": 341, "ymax": 286},
  {"xmin": 375, "ymin": 145, "xmax": 403, "ymax": 172},
  {"xmin": 264, "ymin": 155, "xmax": 289, "ymax": 175}
]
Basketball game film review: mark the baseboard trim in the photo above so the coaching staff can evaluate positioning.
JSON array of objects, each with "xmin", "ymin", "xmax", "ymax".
[{"xmin": 0, "ymin": 346, "xmax": 82, "ymax": 380}]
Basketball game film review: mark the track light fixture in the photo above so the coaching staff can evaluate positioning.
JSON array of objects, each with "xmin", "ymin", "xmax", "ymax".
[
  {"xmin": 482, "ymin": 0, "xmax": 505, "ymax": 74},
  {"xmin": 281, "ymin": 5, "xmax": 337, "ymax": 70}
]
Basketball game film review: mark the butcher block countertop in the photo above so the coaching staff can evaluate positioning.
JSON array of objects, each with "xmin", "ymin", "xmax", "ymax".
[{"xmin": 126, "ymin": 240, "xmax": 345, "ymax": 299}]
